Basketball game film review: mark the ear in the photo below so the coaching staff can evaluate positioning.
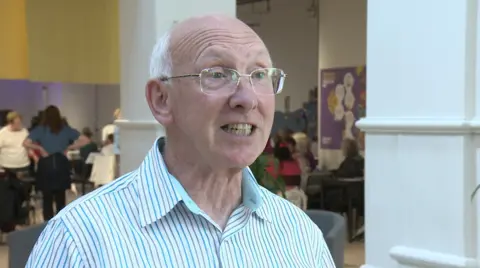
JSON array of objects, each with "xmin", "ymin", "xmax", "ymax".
[{"xmin": 145, "ymin": 79, "xmax": 173, "ymax": 126}]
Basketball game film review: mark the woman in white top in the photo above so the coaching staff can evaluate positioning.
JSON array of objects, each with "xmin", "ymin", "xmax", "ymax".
[
  {"xmin": 100, "ymin": 133, "xmax": 115, "ymax": 156},
  {"xmin": 101, "ymin": 108, "xmax": 121, "ymax": 145},
  {"xmin": 0, "ymin": 112, "xmax": 33, "ymax": 178}
]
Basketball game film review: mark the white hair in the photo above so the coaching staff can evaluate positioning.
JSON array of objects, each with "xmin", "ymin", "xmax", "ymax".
[{"xmin": 149, "ymin": 30, "xmax": 173, "ymax": 79}]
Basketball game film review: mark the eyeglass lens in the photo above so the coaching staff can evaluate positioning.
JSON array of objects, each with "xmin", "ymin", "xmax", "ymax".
[{"xmin": 200, "ymin": 67, "xmax": 284, "ymax": 95}]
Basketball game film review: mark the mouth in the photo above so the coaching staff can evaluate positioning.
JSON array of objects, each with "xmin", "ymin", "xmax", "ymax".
[{"xmin": 220, "ymin": 123, "xmax": 256, "ymax": 136}]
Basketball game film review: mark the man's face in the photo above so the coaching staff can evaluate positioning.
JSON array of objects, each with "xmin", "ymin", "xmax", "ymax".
[{"xmin": 153, "ymin": 17, "xmax": 276, "ymax": 169}]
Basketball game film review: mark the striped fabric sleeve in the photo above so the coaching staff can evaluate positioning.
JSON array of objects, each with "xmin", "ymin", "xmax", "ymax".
[
  {"xmin": 319, "ymin": 242, "xmax": 336, "ymax": 267},
  {"xmin": 313, "ymin": 228, "xmax": 336, "ymax": 267},
  {"xmin": 26, "ymin": 219, "xmax": 85, "ymax": 268}
]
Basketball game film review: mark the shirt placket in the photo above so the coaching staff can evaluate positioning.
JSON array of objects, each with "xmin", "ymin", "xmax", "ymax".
[{"xmin": 218, "ymin": 206, "xmax": 252, "ymax": 268}]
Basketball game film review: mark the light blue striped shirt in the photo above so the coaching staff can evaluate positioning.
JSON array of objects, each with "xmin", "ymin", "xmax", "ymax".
[{"xmin": 27, "ymin": 139, "xmax": 335, "ymax": 267}]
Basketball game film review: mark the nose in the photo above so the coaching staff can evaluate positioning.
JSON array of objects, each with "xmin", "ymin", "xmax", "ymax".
[{"xmin": 228, "ymin": 77, "xmax": 258, "ymax": 112}]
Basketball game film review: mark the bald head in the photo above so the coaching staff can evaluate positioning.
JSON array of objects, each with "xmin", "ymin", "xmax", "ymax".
[
  {"xmin": 168, "ymin": 15, "xmax": 271, "ymax": 75},
  {"xmin": 149, "ymin": 15, "xmax": 271, "ymax": 79}
]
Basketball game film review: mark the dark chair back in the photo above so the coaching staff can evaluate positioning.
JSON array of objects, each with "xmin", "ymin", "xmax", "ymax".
[
  {"xmin": 306, "ymin": 210, "xmax": 346, "ymax": 268},
  {"xmin": 283, "ymin": 175, "xmax": 301, "ymax": 186},
  {"xmin": 8, "ymin": 222, "xmax": 48, "ymax": 268}
]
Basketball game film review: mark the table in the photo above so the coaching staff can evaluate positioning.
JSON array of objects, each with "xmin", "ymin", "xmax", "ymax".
[
  {"xmin": 306, "ymin": 170, "xmax": 334, "ymax": 195},
  {"xmin": 321, "ymin": 177, "xmax": 364, "ymax": 242}
]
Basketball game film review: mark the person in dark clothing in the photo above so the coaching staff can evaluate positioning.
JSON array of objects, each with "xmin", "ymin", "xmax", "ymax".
[
  {"xmin": 334, "ymin": 138, "xmax": 364, "ymax": 178},
  {"xmin": 79, "ymin": 127, "xmax": 98, "ymax": 161},
  {"xmin": 330, "ymin": 138, "xmax": 365, "ymax": 217},
  {"xmin": 23, "ymin": 105, "xmax": 89, "ymax": 220}
]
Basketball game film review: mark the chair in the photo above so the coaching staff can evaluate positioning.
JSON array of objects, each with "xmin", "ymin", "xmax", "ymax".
[
  {"xmin": 71, "ymin": 163, "xmax": 94, "ymax": 195},
  {"xmin": 8, "ymin": 222, "xmax": 48, "ymax": 268},
  {"xmin": 306, "ymin": 210, "xmax": 346, "ymax": 268}
]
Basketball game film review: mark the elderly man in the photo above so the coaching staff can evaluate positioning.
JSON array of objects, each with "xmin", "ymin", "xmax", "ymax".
[{"xmin": 27, "ymin": 15, "xmax": 335, "ymax": 267}]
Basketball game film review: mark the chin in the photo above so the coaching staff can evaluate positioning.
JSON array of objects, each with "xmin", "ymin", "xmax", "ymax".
[
  {"xmin": 211, "ymin": 133, "xmax": 266, "ymax": 168},
  {"xmin": 219, "ymin": 150, "xmax": 260, "ymax": 169}
]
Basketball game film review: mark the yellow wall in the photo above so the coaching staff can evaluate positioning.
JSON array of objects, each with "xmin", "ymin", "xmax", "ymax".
[
  {"xmin": 25, "ymin": 0, "xmax": 119, "ymax": 84},
  {"xmin": 0, "ymin": 0, "xmax": 29, "ymax": 80}
]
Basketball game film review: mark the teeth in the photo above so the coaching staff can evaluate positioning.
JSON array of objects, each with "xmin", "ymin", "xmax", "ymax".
[{"xmin": 223, "ymin": 123, "xmax": 253, "ymax": 136}]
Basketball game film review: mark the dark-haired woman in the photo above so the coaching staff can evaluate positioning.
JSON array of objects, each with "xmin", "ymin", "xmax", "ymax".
[{"xmin": 23, "ymin": 105, "xmax": 88, "ymax": 220}]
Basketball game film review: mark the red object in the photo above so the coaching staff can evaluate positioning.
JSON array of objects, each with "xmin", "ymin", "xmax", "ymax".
[
  {"xmin": 263, "ymin": 140, "xmax": 274, "ymax": 154},
  {"xmin": 32, "ymin": 142, "xmax": 42, "ymax": 158},
  {"xmin": 266, "ymin": 159, "xmax": 302, "ymax": 177}
]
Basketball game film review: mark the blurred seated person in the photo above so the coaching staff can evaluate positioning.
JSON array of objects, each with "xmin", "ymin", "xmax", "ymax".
[
  {"xmin": 272, "ymin": 128, "xmax": 293, "ymax": 147},
  {"xmin": 334, "ymin": 138, "xmax": 364, "ymax": 178},
  {"xmin": 79, "ymin": 127, "xmax": 98, "ymax": 162},
  {"xmin": 101, "ymin": 134, "xmax": 115, "ymax": 156},
  {"xmin": 328, "ymin": 138, "xmax": 365, "ymax": 221},
  {"xmin": 0, "ymin": 112, "xmax": 35, "ymax": 179},
  {"xmin": 292, "ymin": 132, "xmax": 317, "ymax": 172},
  {"xmin": 267, "ymin": 137, "xmax": 302, "ymax": 188}
]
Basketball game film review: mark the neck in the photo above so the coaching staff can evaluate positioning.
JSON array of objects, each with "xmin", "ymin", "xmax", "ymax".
[
  {"xmin": 163, "ymin": 137, "xmax": 243, "ymax": 229},
  {"xmin": 9, "ymin": 125, "xmax": 21, "ymax": 132}
]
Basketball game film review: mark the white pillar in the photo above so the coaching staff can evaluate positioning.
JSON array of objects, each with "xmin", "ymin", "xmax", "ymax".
[
  {"xmin": 357, "ymin": 0, "xmax": 479, "ymax": 267},
  {"xmin": 118, "ymin": 0, "xmax": 236, "ymax": 174}
]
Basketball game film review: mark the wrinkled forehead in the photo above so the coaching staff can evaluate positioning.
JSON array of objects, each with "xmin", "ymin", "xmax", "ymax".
[{"xmin": 170, "ymin": 16, "xmax": 271, "ymax": 71}]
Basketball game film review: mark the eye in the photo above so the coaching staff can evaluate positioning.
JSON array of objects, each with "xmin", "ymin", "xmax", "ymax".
[
  {"xmin": 212, "ymin": 72, "xmax": 226, "ymax": 79},
  {"xmin": 252, "ymin": 69, "xmax": 268, "ymax": 79},
  {"xmin": 206, "ymin": 67, "xmax": 228, "ymax": 79}
]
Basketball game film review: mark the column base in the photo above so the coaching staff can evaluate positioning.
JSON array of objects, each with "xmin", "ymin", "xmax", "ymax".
[
  {"xmin": 356, "ymin": 117, "xmax": 471, "ymax": 134},
  {"xmin": 115, "ymin": 119, "xmax": 165, "ymax": 175},
  {"xmin": 389, "ymin": 246, "xmax": 478, "ymax": 268}
]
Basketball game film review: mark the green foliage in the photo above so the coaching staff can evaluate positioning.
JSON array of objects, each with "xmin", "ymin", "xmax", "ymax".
[{"xmin": 249, "ymin": 155, "xmax": 286, "ymax": 197}]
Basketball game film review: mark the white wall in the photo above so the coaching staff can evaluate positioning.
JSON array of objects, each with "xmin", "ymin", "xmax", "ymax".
[
  {"xmin": 237, "ymin": 0, "xmax": 318, "ymax": 111},
  {"xmin": 60, "ymin": 83, "xmax": 120, "ymax": 136},
  {"xmin": 0, "ymin": 80, "xmax": 44, "ymax": 122},
  {"xmin": 358, "ymin": 0, "xmax": 479, "ymax": 267},
  {"xmin": 317, "ymin": 0, "xmax": 367, "ymax": 169},
  {"xmin": 0, "ymin": 80, "xmax": 119, "ymax": 140}
]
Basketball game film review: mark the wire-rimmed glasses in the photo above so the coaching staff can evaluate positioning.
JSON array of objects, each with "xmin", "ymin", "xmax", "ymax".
[{"xmin": 160, "ymin": 67, "xmax": 286, "ymax": 95}]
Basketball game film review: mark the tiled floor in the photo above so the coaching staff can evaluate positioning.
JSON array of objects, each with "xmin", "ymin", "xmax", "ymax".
[
  {"xmin": 345, "ymin": 242, "xmax": 365, "ymax": 267},
  {"xmin": 0, "ymin": 246, "xmax": 7, "ymax": 268}
]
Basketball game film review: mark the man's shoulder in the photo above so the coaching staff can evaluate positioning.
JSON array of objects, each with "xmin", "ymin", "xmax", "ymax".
[
  {"xmin": 258, "ymin": 187, "xmax": 327, "ymax": 259},
  {"xmin": 54, "ymin": 170, "xmax": 138, "ymax": 222},
  {"xmin": 259, "ymin": 187, "xmax": 320, "ymax": 231}
]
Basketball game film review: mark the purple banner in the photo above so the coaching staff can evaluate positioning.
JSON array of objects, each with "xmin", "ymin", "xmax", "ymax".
[{"xmin": 319, "ymin": 66, "xmax": 366, "ymax": 150}]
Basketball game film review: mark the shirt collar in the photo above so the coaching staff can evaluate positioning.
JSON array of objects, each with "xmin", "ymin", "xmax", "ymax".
[{"xmin": 137, "ymin": 138, "xmax": 272, "ymax": 227}]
